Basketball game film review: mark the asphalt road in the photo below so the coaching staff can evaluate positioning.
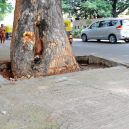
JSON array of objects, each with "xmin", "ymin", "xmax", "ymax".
[
  {"xmin": 72, "ymin": 39, "xmax": 129, "ymax": 64},
  {"xmin": 1, "ymin": 38, "xmax": 129, "ymax": 64}
]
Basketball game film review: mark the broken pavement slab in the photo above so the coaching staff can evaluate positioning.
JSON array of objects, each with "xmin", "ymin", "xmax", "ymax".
[{"xmin": 0, "ymin": 66, "xmax": 129, "ymax": 129}]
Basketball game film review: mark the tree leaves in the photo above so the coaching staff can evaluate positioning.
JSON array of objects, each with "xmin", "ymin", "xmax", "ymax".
[
  {"xmin": 108, "ymin": 0, "xmax": 129, "ymax": 17},
  {"xmin": 0, "ymin": 0, "xmax": 13, "ymax": 21},
  {"xmin": 62, "ymin": 0, "xmax": 129, "ymax": 19},
  {"xmin": 62, "ymin": 0, "xmax": 112, "ymax": 19}
]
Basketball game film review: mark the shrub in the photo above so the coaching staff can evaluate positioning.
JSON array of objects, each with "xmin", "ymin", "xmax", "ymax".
[{"xmin": 73, "ymin": 26, "xmax": 84, "ymax": 36}]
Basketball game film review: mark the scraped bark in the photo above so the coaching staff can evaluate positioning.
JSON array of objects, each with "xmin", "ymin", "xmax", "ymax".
[{"xmin": 11, "ymin": 0, "xmax": 80, "ymax": 78}]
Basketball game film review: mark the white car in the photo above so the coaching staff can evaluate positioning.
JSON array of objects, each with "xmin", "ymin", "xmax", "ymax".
[{"xmin": 81, "ymin": 18, "xmax": 129, "ymax": 43}]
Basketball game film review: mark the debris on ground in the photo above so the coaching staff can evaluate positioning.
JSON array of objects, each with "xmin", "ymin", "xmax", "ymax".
[
  {"xmin": 79, "ymin": 63, "xmax": 107, "ymax": 71},
  {"xmin": 0, "ymin": 60, "xmax": 108, "ymax": 81},
  {"xmin": 1, "ymin": 111, "xmax": 6, "ymax": 115},
  {"xmin": 0, "ymin": 60, "xmax": 12, "ymax": 80}
]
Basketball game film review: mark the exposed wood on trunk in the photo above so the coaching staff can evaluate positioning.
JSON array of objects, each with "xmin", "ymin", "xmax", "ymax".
[
  {"xmin": 34, "ymin": 23, "xmax": 43, "ymax": 57},
  {"xmin": 11, "ymin": 0, "xmax": 80, "ymax": 78}
]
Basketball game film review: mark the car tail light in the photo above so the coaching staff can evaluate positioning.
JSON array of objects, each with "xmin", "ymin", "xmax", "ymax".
[{"xmin": 116, "ymin": 25, "xmax": 123, "ymax": 30}]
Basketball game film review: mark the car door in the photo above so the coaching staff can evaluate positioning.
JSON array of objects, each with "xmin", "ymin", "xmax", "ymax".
[
  {"xmin": 87, "ymin": 21, "xmax": 100, "ymax": 39},
  {"xmin": 98, "ymin": 20, "xmax": 111, "ymax": 39}
]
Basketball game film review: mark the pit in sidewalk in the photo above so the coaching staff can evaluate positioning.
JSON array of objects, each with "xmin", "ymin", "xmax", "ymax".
[{"xmin": 0, "ymin": 55, "xmax": 120, "ymax": 81}]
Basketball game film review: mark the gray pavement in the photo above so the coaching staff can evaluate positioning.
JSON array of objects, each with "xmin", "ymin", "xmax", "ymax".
[
  {"xmin": 0, "ymin": 66, "xmax": 129, "ymax": 129},
  {"xmin": 1, "ymin": 38, "xmax": 129, "ymax": 129},
  {"xmin": 0, "ymin": 39, "xmax": 10, "ymax": 60}
]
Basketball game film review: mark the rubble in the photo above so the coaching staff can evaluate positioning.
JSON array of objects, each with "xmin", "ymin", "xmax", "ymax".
[{"xmin": 1, "ymin": 111, "xmax": 6, "ymax": 115}]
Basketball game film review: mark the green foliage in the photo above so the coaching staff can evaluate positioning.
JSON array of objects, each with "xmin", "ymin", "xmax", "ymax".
[
  {"xmin": 108, "ymin": 0, "xmax": 129, "ymax": 17},
  {"xmin": 62, "ymin": 0, "xmax": 112, "ymax": 19},
  {"xmin": 126, "ymin": 10, "xmax": 129, "ymax": 15},
  {"xmin": 73, "ymin": 26, "xmax": 84, "ymax": 36},
  {"xmin": 61, "ymin": 0, "xmax": 129, "ymax": 19},
  {"xmin": 61, "ymin": 0, "xmax": 71, "ymax": 14},
  {"xmin": 80, "ymin": 0, "xmax": 112, "ymax": 18},
  {"xmin": 0, "ymin": 0, "xmax": 13, "ymax": 21}
]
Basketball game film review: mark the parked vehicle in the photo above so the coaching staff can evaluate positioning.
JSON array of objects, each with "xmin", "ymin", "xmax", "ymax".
[
  {"xmin": 5, "ymin": 25, "xmax": 13, "ymax": 39},
  {"xmin": 64, "ymin": 18, "xmax": 73, "ymax": 45},
  {"xmin": 81, "ymin": 18, "xmax": 129, "ymax": 43}
]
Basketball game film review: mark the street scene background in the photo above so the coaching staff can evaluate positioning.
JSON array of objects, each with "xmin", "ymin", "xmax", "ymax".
[{"xmin": 2, "ymin": 38, "xmax": 129, "ymax": 65}]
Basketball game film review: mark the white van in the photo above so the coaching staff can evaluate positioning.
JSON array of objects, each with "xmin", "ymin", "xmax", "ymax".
[{"xmin": 81, "ymin": 18, "xmax": 129, "ymax": 43}]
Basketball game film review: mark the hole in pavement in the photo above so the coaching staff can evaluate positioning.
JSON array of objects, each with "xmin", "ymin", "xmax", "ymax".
[{"xmin": 0, "ymin": 55, "xmax": 121, "ymax": 81}]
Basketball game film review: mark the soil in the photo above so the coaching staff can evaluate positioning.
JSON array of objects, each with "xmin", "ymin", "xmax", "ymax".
[
  {"xmin": 79, "ymin": 64, "xmax": 108, "ymax": 71},
  {"xmin": 0, "ymin": 60, "xmax": 13, "ymax": 80},
  {"xmin": 0, "ymin": 69, "xmax": 13, "ymax": 80},
  {"xmin": 0, "ymin": 60, "xmax": 108, "ymax": 81}
]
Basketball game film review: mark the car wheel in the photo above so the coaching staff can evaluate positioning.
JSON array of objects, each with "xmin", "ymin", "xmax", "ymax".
[
  {"xmin": 124, "ymin": 39, "xmax": 129, "ymax": 43},
  {"xmin": 82, "ymin": 34, "xmax": 87, "ymax": 42},
  {"xmin": 109, "ymin": 35, "xmax": 117, "ymax": 43},
  {"xmin": 97, "ymin": 39, "xmax": 101, "ymax": 42}
]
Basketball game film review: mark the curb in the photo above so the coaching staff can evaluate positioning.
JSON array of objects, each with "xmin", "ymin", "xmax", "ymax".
[{"xmin": 75, "ymin": 55, "xmax": 128, "ymax": 68}]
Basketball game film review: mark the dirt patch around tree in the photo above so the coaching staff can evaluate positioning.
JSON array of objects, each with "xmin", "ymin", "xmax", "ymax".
[
  {"xmin": 0, "ymin": 69, "xmax": 13, "ymax": 80},
  {"xmin": 79, "ymin": 63, "xmax": 107, "ymax": 71},
  {"xmin": 0, "ymin": 60, "xmax": 13, "ymax": 80},
  {"xmin": 0, "ymin": 59, "xmax": 108, "ymax": 81}
]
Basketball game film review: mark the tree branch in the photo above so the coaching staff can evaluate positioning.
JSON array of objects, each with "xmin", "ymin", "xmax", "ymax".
[{"xmin": 117, "ymin": 5, "xmax": 129, "ymax": 15}]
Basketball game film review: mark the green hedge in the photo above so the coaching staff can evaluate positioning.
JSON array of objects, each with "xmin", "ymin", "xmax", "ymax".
[{"xmin": 72, "ymin": 26, "xmax": 84, "ymax": 36}]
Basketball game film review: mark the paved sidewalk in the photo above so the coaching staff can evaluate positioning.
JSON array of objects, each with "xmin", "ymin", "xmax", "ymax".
[
  {"xmin": 0, "ymin": 46, "xmax": 10, "ymax": 60},
  {"xmin": 0, "ymin": 40, "xmax": 10, "ymax": 60},
  {"xmin": 0, "ymin": 66, "xmax": 129, "ymax": 129}
]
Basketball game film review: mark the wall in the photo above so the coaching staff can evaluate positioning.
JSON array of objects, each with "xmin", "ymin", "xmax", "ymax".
[{"xmin": 73, "ymin": 18, "xmax": 112, "ymax": 30}]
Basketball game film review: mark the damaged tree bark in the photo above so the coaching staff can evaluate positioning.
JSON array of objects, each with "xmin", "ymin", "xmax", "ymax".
[{"xmin": 11, "ymin": 0, "xmax": 80, "ymax": 78}]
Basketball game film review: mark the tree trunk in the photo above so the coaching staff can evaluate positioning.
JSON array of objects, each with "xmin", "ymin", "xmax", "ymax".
[
  {"xmin": 97, "ymin": 15, "xmax": 102, "ymax": 18},
  {"xmin": 112, "ymin": 0, "xmax": 118, "ymax": 17},
  {"xmin": 84, "ymin": 10, "xmax": 88, "ymax": 19},
  {"xmin": 11, "ymin": 0, "xmax": 80, "ymax": 78}
]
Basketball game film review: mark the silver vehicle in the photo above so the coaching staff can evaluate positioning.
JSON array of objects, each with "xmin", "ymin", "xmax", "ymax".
[{"xmin": 81, "ymin": 18, "xmax": 129, "ymax": 43}]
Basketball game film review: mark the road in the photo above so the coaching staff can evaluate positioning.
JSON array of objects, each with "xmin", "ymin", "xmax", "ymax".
[
  {"xmin": 1, "ymin": 38, "xmax": 129, "ymax": 64},
  {"xmin": 0, "ymin": 38, "xmax": 10, "ymax": 60},
  {"xmin": 72, "ymin": 39, "xmax": 129, "ymax": 64}
]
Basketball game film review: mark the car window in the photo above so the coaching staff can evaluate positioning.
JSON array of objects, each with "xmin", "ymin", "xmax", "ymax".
[
  {"xmin": 121, "ymin": 20, "xmax": 129, "ymax": 26},
  {"xmin": 111, "ymin": 20, "xmax": 118, "ymax": 26},
  {"xmin": 106, "ymin": 20, "xmax": 112, "ymax": 27},
  {"xmin": 67, "ymin": 31, "xmax": 70, "ymax": 37},
  {"xmin": 90, "ymin": 22, "xmax": 99, "ymax": 29},
  {"xmin": 99, "ymin": 20, "xmax": 112, "ymax": 28},
  {"xmin": 99, "ymin": 21, "xmax": 107, "ymax": 28}
]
